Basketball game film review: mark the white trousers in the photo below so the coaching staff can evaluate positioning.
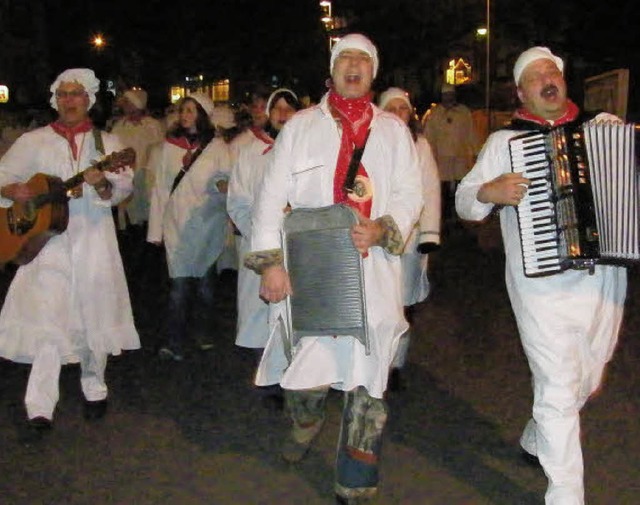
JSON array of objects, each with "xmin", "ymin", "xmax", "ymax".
[
  {"xmin": 25, "ymin": 343, "xmax": 108, "ymax": 420},
  {"xmin": 519, "ymin": 318, "xmax": 623, "ymax": 505}
]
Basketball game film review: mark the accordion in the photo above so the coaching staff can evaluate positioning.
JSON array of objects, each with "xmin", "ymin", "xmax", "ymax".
[
  {"xmin": 282, "ymin": 204, "xmax": 370, "ymax": 354},
  {"xmin": 509, "ymin": 120, "xmax": 639, "ymax": 277}
]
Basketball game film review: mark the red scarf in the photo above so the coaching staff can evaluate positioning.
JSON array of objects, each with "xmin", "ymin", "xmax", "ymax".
[
  {"xmin": 328, "ymin": 89, "xmax": 374, "ymax": 218},
  {"xmin": 167, "ymin": 136, "xmax": 201, "ymax": 166},
  {"xmin": 50, "ymin": 119, "xmax": 93, "ymax": 160},
  {"xmin": 513, "ymin": 99, "xmax": 580, "ymax": 126},
  {"xmin": 250, "ymin": 126, "xmax": 275, "ymax": 154}
]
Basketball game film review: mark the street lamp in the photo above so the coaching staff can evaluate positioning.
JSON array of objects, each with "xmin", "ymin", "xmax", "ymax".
[
  {"xmin": 484, "ymin": 0, "xmax": 491, "ymax": 130},
  {"xmin": 91, "ymin": 34, "xmax": 106, "ymax": 51},
  {"xmin": 319, "ymin": 0, "xmax": 335, "ymax": 50}
]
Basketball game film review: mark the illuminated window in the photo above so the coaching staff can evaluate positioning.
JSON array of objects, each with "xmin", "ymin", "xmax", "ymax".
[
  {"xmin": 445, "ymin": 58, "xmax": 472, "ymax": 85},
  {"xmin": 0, "ymin": 85, "xmax": 9, "ymax": 103},
  {"xmin": 320, "ymin": 1, "xmax": 331, "ymax": 17},
  {"xmin": 213, "ymin": 79, "xmax": 230, "ymax": 103},
  {"xmin": 170, "ymin": 86, "xmax": 185, "ymax": 104}
]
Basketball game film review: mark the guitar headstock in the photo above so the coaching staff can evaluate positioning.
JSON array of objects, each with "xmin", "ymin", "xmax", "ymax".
[{"xmin": 92, "ymin": 147, "xmax": 136, "ymax": 174}]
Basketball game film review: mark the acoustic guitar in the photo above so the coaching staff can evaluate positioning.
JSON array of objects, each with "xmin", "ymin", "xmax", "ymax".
[{"xmin": 0, "ymin": 147, "xmax": 135, "ymax": 266}]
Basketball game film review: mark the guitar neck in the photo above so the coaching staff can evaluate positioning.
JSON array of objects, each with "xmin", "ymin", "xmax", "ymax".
[
  {"xmin": 63, "ymin": 159, "xmax": 109, "ymax": 190},
  {"xmin": 29, "ymin": 148, "xmax": 134, "ymax": 208},
  {"xmin": 29, "ymin": 148, "xmax": 134, "ymax": 207},
  {"xmin": 30, "ymin": 165, "xmax": 97, "ymax": 208}
]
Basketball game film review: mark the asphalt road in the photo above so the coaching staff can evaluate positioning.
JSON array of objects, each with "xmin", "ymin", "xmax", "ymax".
[{"xmin": 1, "ymin": 221, "xmax": 639, "ymax": 505}]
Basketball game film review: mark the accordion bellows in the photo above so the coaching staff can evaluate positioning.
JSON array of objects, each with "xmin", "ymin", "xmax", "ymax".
[{"xmin": 283, "ymin": 204, "xmax": 370, "ymax": 353}]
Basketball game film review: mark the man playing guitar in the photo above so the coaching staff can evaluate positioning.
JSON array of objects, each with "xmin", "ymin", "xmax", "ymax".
[{"xmin": 0, "ymin": 68, "xmax": 140, "ymax": 444}]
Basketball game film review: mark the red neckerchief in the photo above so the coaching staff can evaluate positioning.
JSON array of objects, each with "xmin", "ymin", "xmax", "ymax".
[
  {"xmin": 50, "ymin": 119, "xmax": 93, "ymax": 160},
  {"xmin": 513, "ymin": 99, "xmax": 580, "ymax": 126},
  {"xmin": 167, "ymin": 136, "xmax": 201, "ymax": 166},
  {"xmin": 328, "ymin": 89, "xmax": 374, "ymax": 219},
  {"xmin": 250, "ymin": 126, "xmax": 275, "ymax": 154}
]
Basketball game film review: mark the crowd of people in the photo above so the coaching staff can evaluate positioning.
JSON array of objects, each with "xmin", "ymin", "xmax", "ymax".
[{"xmin": 0, "ymin": 33, "xmax": 631, "ymax": 505}]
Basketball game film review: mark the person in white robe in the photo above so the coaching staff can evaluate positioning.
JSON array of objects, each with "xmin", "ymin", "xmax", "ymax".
[
  {"xmin": 423, "ymin": 82, "xmax": 481, "ymax": 223},
  {"xmin": 0, "ymin": 68, "xmax": 140, "ymax": 439},
  {"xmin": 378, "ymin": 87, "xmax": 441, "ymax": 391},
  {"xmin": 228, "ymin": 88, "xmax": 301, "ymax": 351},
  {"xmin": 227, "ymin": 88, "xmax": 301, "ymax": 407},
  {"xmin": 210, "ymin": 103, "xmax": 241, "ymax": 275},
  {"xmin": 455, "ymin": 47, "xmax": 627, "ymax": 505},
  {"xmin": 110, "ymin": 88, "xmax": 165, "ymax": 231},
  {"xmin": 244, "ymin": 35, "xmax": 422, "ymax": 503},
  {"xmin": 147, "ymin": 93, "xmax": 231, "ymax": 360}
]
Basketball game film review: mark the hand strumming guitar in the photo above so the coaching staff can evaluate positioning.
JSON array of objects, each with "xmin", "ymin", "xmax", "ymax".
[{"xmin": 0, "ymin": 183, "xmax": 36, "ymax": 203}]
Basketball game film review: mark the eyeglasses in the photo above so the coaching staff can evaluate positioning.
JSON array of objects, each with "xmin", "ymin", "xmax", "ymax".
[
  {"xmin": 336, "ymin": 51, "xmax": 372, "ymax": 64},
  {"xmin": 55, "ymin": 90, "xmax": 87, "ymax": 99}
]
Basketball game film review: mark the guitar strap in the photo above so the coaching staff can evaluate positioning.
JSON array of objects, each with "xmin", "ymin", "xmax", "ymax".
[{"xmin": 92, "ymin": 128, "xmax": 105, "ymax": 156}]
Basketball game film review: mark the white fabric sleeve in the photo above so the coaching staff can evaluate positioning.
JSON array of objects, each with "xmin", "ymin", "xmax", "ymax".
[
  {"xmin": 227, "ymin": 150, "xmax": 255, "ymax": 238},
  {"xmin": 455, "ymin": 131, "xmax": 509, "ymax": 221},
  {"xmin": 385, "ymin": 123, "xmax": 424, "ymax": 243},
  {"xmin": 416, "ymin": 136, "xmax": 441, "ymax": 245},
  {"xmin": 250, "ymin": 130, "xmax": 291, "ymax": 252}
]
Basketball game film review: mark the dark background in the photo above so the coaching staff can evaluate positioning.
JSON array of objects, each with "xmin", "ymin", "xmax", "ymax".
[{"xmin": 0, "ymin": 0, "xmax": 639, "ymax": 116}]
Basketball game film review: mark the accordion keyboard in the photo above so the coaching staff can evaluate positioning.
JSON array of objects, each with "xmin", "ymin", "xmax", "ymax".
[{"xmin": 509, "ymin": 133, "xmax": 563, "ymax": 276}]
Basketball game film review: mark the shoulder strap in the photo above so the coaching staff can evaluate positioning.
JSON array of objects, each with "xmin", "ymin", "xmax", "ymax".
[
  {"xmin": 342, "ymin": 128, "xmax": 371, "ymax": 194},
  {"xmin": 92, "ymin": 127, "xmax": 105, "ymax": 155},
  {"xmin": 170, "ymin": 142, "xmax": 208, "ymax": 195}
]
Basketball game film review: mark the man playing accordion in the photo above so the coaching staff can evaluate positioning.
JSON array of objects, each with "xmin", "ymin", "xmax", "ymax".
[{"xmin": 456, "ymin": 47, "xmax": 628, "ymax": 505}]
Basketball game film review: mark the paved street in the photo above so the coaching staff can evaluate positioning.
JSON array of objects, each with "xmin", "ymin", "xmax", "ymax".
[{"xmin": 1, "ymin": 221, "xmax": 639, "ymax": 504}]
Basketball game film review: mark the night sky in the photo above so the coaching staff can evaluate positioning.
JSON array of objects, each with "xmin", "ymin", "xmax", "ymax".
[{"xmin": 4, "ymin": 0, "xmax": 640, "ymax": 114}]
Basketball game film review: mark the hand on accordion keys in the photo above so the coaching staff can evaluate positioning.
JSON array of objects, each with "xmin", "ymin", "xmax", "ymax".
[{"xmin": 477, "ymin": 173, "xmax": 530, "ymax": 207}]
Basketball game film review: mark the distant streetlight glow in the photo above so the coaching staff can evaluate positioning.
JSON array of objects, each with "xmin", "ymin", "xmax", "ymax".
[
  {"xmin": 319, "ymin": 0, "xmax": 334, "ymax": 48},
  {"xmin": 476, "ymin": 27, "xmax": 487, "ymax": 36},
  {"xmin": 91, "ymin": 34, "xmax": 106, "ymax": 49}
]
